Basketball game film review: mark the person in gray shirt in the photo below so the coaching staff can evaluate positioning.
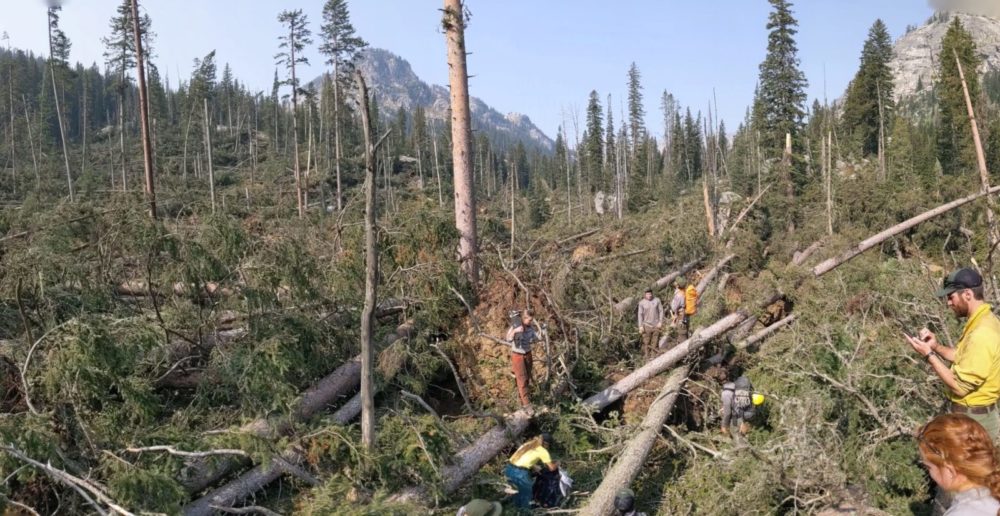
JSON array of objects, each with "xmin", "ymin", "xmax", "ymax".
[
  {"xmin": 637, "ymin": 290, "xmax": 664, "ymax": 359},
  {"xmin": 917, "ymin": 413, "xmax": 1000, "ymax": 515}
]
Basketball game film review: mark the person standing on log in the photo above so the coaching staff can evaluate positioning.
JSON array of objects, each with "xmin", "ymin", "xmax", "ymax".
[
  {"xmin": 637, "ymin": 289, "xmax": 664, "ymax": 358},
  {"xmin": 905, "ymin": 268, "xmax": 1000, "ymax": 439},
  {"xmin": 506, "ymin": 310, "xmax": 539, "ymax": 407},
  {"xmin": 504, "ymin": 433, "xmax": 558, "ymax": 509}
]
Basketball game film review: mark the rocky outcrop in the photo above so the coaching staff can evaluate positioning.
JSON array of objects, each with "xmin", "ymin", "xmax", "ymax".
[{"xmin": 890, "ymin": 12, "xmax": 1000, "ymax": 101}]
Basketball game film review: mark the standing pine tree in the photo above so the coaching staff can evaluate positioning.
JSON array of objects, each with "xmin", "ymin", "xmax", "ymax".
[
  {"xmin": 276, "ymin": 9, "xmax": 312, "ymax": 218},
  {"xmin": 841, "ymin": 19, "xmax": 894, "ymax": 159},
  {"xmin": 661, "ymin": 91, "xmax": 677, "ymax": 175},
  {"xmin": 627, "ymin": 62, "xmax": 645, "ymax": 158},
  {"xmin": 320, "ymin": 0, "xmax": 367, "ymax": 213},
  {"xmin": 937, "ymin": 17, "xmax": 981, "ymax": 175},
  {"xmin": 585, "ymin": 90, "xmax": 604, "ymax": 190},
  {"xmin": 752, "ymin": 0, "xmax": 808, "ymax": 157}
]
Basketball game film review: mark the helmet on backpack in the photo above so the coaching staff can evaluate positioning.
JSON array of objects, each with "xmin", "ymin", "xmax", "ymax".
[
  {"xmin": 614, "ymin": 488, "xmax": 636, "ymax": 512},
  {"xmin": 752, "ymin": 393, "xmax": 765, "ymax": 406}
]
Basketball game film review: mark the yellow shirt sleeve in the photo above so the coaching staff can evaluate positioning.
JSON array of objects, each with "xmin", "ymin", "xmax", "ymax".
[{"xmin": 952, "ymin": 327, "xmax": 998, "ymax": 397}]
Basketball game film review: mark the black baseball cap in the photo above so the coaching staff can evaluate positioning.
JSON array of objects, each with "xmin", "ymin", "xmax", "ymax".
[{"xmin": 935, "ymin": 268, "xmax": 983, "ymax": 298}]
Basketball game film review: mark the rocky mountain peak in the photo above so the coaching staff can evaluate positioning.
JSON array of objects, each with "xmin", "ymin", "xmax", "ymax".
[
  {"xmin": 891, "ymin": 11, "xmax": 1000, "ymax": 101},
  {"xmin": 319, "ymin": 48, "xmax": 554, "ymax": 153}
]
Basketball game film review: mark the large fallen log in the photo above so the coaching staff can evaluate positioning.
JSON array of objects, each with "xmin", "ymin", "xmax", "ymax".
[
  {"xmin": 587, "ymin": 311, "xmax": 749, "ymax": 412},
  {"xmin": 812, "ymin": 185, "xmax": 1000, "ymax": 276},
  {"xmin": 182, "ymin": 386, "xmax": 375, "ymax": 516},
  {"xmin": 589, "ymin": 186, "xmax": 999, "ymax": 413},
  {"xmin": 695, "ymin": 254, "xmax": 735, "ymax": 294},
  {"xmin": 387, "ymin": 408, "xmax": 534, "ymax": 504},
  {"xmin": 179, "ymin": 322, "xmax": 414, "ymax": 495},
  {"xmin": 613, "ymin": 258, "xmax": 701, "ymax": 314},
  {"xmin": 578, "ymin": 367, "xmax": 689, "ymax": 516},
  {"xmin": 734, "ymin": 314, "xmax": 797, "ymax": 351}
]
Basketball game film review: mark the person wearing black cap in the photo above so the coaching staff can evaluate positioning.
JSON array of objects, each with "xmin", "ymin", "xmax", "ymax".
[{"xmin": 904, "ymin": 267, "xmax": 1000, "ymax": 439}]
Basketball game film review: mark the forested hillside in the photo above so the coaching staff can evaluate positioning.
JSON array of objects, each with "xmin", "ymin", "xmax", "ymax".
[{"xmin": 6, "ymin": 1, "xmax": 1000, "ymax": 515}]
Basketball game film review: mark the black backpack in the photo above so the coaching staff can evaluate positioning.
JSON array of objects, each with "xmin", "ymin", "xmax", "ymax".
[{"xmin": 533, "ymin": 468, "xmax": 564, "ymax": 508}]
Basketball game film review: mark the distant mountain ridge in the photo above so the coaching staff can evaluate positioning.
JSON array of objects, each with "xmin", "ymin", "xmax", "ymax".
[
  {"xmin": 311, "ymin": 48, "xmax": 553, "ymax": 153},
  {"xmin": 890, "ymin": 11, "xmax": 1000, "ymax": 101}
]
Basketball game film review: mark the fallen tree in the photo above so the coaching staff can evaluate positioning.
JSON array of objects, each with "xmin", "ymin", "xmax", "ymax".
[
  {"xmin": 578, "ymin": 367, "xmax": 688, "ymax": 516},
  {"xmin": 613, "ymin": 258, "xmax": 701, "ymax": 314},
  {"xmin": 387, "ymin": 408, "xmax": 535, "ymax": 504},
  {"xmin": 734, "ymin": 314, "xmax": 796, "ymax": 351},
  {"xmin": 179, "ymin": 322, "xmax": 414, "ymax": 494},
  {"xmin": 590, "ymin": 185, "xmax": 1000, "ymax": 413}
]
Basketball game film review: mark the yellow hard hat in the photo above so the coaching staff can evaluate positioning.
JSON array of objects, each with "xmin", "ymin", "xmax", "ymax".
[{"xmin": 752, "ymin": 393, "xmax": 765, "ymax": 406}]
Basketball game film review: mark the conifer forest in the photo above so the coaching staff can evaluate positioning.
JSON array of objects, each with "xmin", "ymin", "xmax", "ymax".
[{"xmin": 9, "ymin": 1, "xmax": 1000, "ymax": 514}]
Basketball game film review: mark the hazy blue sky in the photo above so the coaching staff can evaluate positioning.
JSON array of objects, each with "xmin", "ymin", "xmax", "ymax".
[{"xmin": 2, "ymin": 1, "xmax": 934, "ymax": 141}]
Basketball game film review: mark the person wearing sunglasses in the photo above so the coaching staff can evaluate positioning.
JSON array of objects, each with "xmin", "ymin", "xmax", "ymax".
[
  {"xmin": 905, "ymin": 268, "xmax": 1000, "ymax": 439},
  {"xmin": 917, "ymin": 414, "xmax": 1000, "ymax": 515}
]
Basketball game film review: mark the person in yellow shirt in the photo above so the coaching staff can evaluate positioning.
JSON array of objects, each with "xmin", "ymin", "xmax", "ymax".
[
  {"xmin": 504, "ymin": 433, "xmax": 557, "ymax": 509},
  {"xmin": 905, "ymin": 268, "xmax": 1000, "ymax": 439}
]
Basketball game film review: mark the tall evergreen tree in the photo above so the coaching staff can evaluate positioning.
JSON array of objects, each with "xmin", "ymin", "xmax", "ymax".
[
  {"xmin": 627, "ymin": 62, "xmax": 645, "ymax": 156},
  {"xmin": 841, "ymin": 19, "xmax": 894, "ymax": 157},
  {"xmin": 752, "ymin": 0, "xmax": 808, "ymax": 157},
  {"xmin": 937, "ymin": 17, "xmax": 981, "ymax": 175},
  {"xmin": 275, "ymin": 9, "xmax": 312, "ymax": 217},
  {"xmin": 661, "ymin": 90, "xmax": 677, "ymax": 174},
  {"xmin": 585, "ymin": 90, "xmax": 604, "ymax": 189},
  {"xmin": 320, "ymin": 0, "xmax": 367, "ymax": 213},
  {"xmin": 605, "ymin": 94, "xmax": 615, "ymax": 176}
]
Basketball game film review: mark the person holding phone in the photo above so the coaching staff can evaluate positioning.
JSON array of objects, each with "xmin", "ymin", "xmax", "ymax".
[{"xmin": 905, "ymin": 268, "xmax": 1000, "ymax": 440}]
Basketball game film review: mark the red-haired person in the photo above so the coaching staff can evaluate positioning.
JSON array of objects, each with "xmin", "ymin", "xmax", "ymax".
[{"xmin": 916, "ymin": 413, "xmax": 1000, "ymax": 515}]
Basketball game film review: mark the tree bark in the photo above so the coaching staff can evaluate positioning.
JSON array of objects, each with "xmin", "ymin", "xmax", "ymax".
[
  {"xmin": 695, "ymin": 254, "xmax": 734, "ymax": 293},
  {"xmin": 131, "ymin": 0, "xmax": 156, "ymax": 219},
  {"xmin": 179, "ymin": 323, "xmax": 413, "ymax": 494},
  {"xmin": 443, "ymin": 0, "xmax": 479, "ymax": 286},
  {"xmin": 578, "ymin": 367, "xmax": 688, "ymax": 516},
  {"xmin": 48, "ymin": 58, "xmax": 73, "ymax": 202},
  {"xmin": 290, "ymin": 26, "xmax": 303, "ymax": 219},
  {"xmin": 812, "ymin": 185, "xmax": 1000, "ymax": 276},
  {"xmin": 388, "ymin": 408, "xmax": 534, "ymax": 504},
  {"xmin": 203, "ymin": 99, "xmax": 215, "ymax": 214},
  {"xmin": 702, "ymin": 176, "xmax": 716, "ymax": 238},
  {"xmin": 734, "ymin": 313, "xmax": 797, "ymax": 350},
  {"xmin": 357, "ymin": 71, "xmax": 379, "ymax": 450},
  {"xmin": 953, "ymin": 51, "xmax": 998, "ymax": 253},
  {"xmin": 613, "ymin": 258, "xmax": 701, "ymax": 314}
]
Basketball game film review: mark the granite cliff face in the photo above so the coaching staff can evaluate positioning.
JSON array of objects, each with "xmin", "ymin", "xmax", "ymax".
[
  {"xmin": 314, "ymin": 48, "xmax": 553, "ymax": 153},
  {"xmin": 890, "ymin": 12, "xmax": 1000, "ymax": 101}
]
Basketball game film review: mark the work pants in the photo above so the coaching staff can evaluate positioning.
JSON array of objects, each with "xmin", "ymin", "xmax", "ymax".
[{"xmin": 512, "ymin": 351, "xmax": 533, "ymax": 406}]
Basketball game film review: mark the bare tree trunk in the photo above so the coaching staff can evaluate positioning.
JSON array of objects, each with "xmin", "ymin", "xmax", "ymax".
[
  {"xmin": 702, "ymin": 177, "xmax": 716, "ymax": 238},
  {"xmin": 118, "ymin": 91, "xmax": 127, "ymax": 191},
  {"xmin": 613, "ymin": 258, "xmax": 701, "ymax": 314},
  {"xmin": 356, "ymin": 71, "xmax": 378, "ymax": 450},
  {"xmin": 734, "ymin": 314, "xmax": 797, "ymax": 350},
  {"xmin": 954, "ymin": 51, "xmax": 999, "ymax": 251},
  {"xmin": 443, "ymin": 0, "xmax": 479, "ymax": 286},
  {"xmin": 203, "ymin": 99, "xmax": 215, "ymax": 214},
  {"xmin": 334, "ymin": 66, "xmax": 344, "ymax": 212},
  {"xmin": 6, "ymin": 50, "xmax": 14, "ymax": 192},
  {"xmin": 290, "ymin": 32, "xmax": 304, "ymax": 218},
  {"xmin": 510, "ymin": 162, "xmax": 516, "ymax": 263},
  {"xmin": 22, "ymin": 95, "xmax": 39, "ymax": 187},
  {"xmin": 131, "ymin": 0, "xmax": 156, "ymax": 219},
  {"xmin": 305, "ymin": 102, "xmax": 313, "ymax": 213},
  {"xmin": 877, "ymin": 80, "xmax": 887, "ymax": 182},
  {"xmin": 579, "ymin": 367, "xmax": 689, "ymax": 516},
  {"xmin": 48, "ymin": 61, "xmax": 73, "ymax": 201},
  {"xmin": 433, "ymin": 136, "xmax": 444, "ymax": 207}
]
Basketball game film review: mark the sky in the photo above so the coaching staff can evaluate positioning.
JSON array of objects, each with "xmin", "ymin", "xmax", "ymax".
[{"xmin": 1, "ymin": 0, "xmax": 936, "ymax": 143}]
